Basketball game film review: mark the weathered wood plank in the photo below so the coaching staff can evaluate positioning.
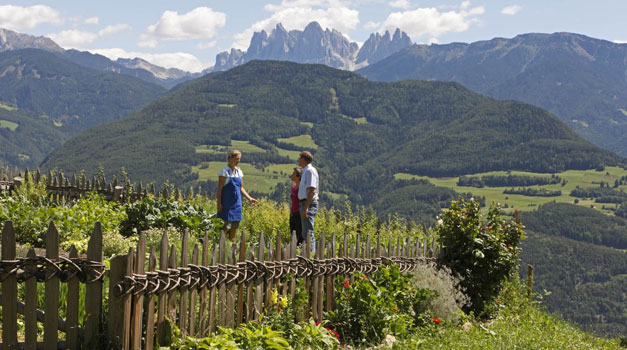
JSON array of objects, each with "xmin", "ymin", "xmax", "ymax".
[
  {"xmin": 24, "ymin": 248, "xmax": 38, "ymax": 349},
  {"xmin": 44, "ymin": 222, "xmax": 60, "ymax": 350},
  {"xmin": 208, "ymin": 246, "xmax": 218, "ymax": 334},
  {"xmin": 145, "ymin": 247, "xmax": 157, "ymax": 350},
  {"xmin": 167, "ymin": 245, "xmax": 178, "ymax": 325},
  {"xmin": 156, "ymin": 231, "xmax": 169, "ymax": 345},
  {"xmin": 189, "ymin": 244, "xmax": 199, "ymax": 335},
  {"xmin": 217, "ymin": 231, "xmax": 226, "ymax": 326},
  {"xmin": 236, "ymin": 232, "xmax": 247, "ymax": 325},
  {"xmin": 66, "ymin": 246, "xmax": 80, "ymax": 350},
  {"xmin": 226, "ymin": 244, "xmax": 237, "ymax": 328},
  {"xmin": 254, "ymin": 232, "xmax": 265, "ymax": 321},
  {"xmin": 179, "ymin": 231, "xmax": 189, "ymax": 334},
  {"xmin": 85, "ymin": 222, "xmax": 103, "ymax": 343},
  {"xmin": 198, "ymin": 233, "xmax": 209, "ymax": 337},
  {"xmin": 131, "ymin": 232, "xmax": 146, "ymax": 349},
  {"xmin": 2, "ymin": 221, "xmax": 18, "ymax": 348}
]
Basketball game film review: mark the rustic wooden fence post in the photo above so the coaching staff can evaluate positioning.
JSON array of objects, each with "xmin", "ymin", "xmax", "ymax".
[
  {"xmin": 85, "ymin": 222, "xmax": 103, "ymax": 343},
  {"xmin": 236, "ymin": 232, "xmax": 247, "ymax": 325},
  {"xmin": 198, "ymin": 233, "xmax": 209, "ymax": 337},
  {"xmin": 24, "ymin": 247, "xmax": 38, "ymax": 349},
  {"xmin": 131, "ymin": 232, "xmax": 146, "ymax": 349},
  {"xmin": 66, "ymin": 246, "xmax": 80, "ymax": 350},
  {"xmin": 2, "ymin": 221, "xmax": 18, "ymax": 349},
  {"xmin": 108, "ymin": 249, "xmax": 134, "ymax": 349},
  {"xmin": 156, "ymin": 231, "xmax": 169, "ymax": 345},
  {"xmin": 145, "ymin": 247, "xmax": 157, "ymax": 350},
  {"xmin": 189, "ymin": 244, "xmax": 199, "ymax": 335},
  {"xmin": 254, "ymin": 233, "xmax": 265, "ymax": 321},
  {"xmin": 179, "ymin": 231, "xmax": 189, "ymax": 334},
  {"xmin": 44, "ymin": 222, "xmax": 60, "ymax": 350}
]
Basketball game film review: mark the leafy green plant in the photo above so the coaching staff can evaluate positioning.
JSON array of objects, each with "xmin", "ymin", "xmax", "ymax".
[
  {"xmin": 436, "ymin": 198, "xmax": 524, "ymax": 317},
  {"xmin": 326, "ymin": 266, "xmax": 434, "ymax": 346}
]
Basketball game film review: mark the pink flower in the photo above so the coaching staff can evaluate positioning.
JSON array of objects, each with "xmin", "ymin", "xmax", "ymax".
[
  {"xmin": 487, "ymin": 226, "xmax": 493, "ymax": 229},
  {"xmin": 361, "ymin": 275, "xmax": 368, "ymax": 280},
  {"xmin": 433, "ymin": 317, "xmax": 441, "ymax": 325}
]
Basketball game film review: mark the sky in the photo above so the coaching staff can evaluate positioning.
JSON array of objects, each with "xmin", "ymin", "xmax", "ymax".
[{"xmin": 0, "ymin": 0, "xmax": 626, "ymax": 73}]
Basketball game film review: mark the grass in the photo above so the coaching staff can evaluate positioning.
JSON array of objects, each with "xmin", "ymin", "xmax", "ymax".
[
  {"xmin": 278, "ymin": 134, "xmax": 318, "ymax": 149},
  {"xmin": 300, "ymin": 121, "xmax": 314, "ymax": 128},
  {"xmin": 0, "ymin": 120, "xmax": 18, "ymax": 131},
  {"xmin": 0, "ymin": 102, "xmax": 16, "ymax": 111},
  {"xmin": 341, "ymin": 114, "xmax": 369, "ymax": 125},
  {"xmin": 395, "ymin": 167, "xmax": 627, "ymax": 215},
  {"xmin": 218, "ymin": 104, "xmax": 236, "ymax": 108},
  {"xmin": 195, "ymin": 140, "xmax": 267, "ymax": 155},
  {"xmin": 275, "ymin": 146, "xmax": 301, "ymax": 159},
  {"xmin": 192, "ymin": 161, "xmax": 292, "ymax": 194}
]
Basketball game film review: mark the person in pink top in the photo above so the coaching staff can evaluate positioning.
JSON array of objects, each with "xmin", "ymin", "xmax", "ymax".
[{"xmin": 289, "ymin": 167, "xmax": 303, "ymax": 244}]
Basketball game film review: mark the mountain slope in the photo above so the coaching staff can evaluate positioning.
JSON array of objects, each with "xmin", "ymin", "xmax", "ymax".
[
  {"xmin": 41, "ymin": 60, "xmax": 623, "ymax": 218},
  {"xmin": 0, "ymin": 49, "xmax": 166, "ymax": 134},
  {"xmin": 357, "ymin": 32, "xmax": 627, "ymax": 157}
]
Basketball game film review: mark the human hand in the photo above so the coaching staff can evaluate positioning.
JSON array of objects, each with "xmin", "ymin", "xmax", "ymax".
[
  {"xmin": 302, "ymin": 208, "xmax": 309, "ymax": 219},
  {"xmin": 250, "ymin": 198, "xmax": 257, "ymax": 206}
]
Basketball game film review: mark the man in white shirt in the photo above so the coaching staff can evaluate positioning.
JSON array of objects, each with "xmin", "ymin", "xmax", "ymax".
[{"xmin": 298, "ymin": 151, "xmax": 319, "ymax": 252}]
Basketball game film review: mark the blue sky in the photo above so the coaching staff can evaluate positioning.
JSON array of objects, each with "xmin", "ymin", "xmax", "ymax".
[{"xmin": 1, "ymin": 1, "xmax": 626, "ymax": 72}]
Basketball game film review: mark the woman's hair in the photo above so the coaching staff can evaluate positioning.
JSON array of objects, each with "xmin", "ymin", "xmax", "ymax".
[
  {"xmin": 293, "ymin": 167, "xmax": 302, "ymax": 178},
  {"xmin": 227, "ymin": 150, "xmax": 242, "ymax": 160}
]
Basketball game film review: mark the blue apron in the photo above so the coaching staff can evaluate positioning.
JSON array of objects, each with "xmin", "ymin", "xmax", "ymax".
[{"xmin": 218, "ymin": 172, "xmax": 242, "ymax": 222}]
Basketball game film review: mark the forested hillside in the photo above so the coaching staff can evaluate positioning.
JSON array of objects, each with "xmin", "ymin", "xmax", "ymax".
[
  {"xmin": 358, "ymin": 32, "xmax": 627, "ymax": 157},
  {"xmin": 41, "ymin": 60, "xmax": 623, "ymax": 223},
  {"xmin": 0, "ymin": 49, "xmax": 166, "ymax": 134}
]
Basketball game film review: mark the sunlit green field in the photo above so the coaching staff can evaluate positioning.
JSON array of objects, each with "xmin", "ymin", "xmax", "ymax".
[
  {"xmin": 278, "ymin": 134, "xmax": 318, "ymax": 149},
  {"xmin": 0, "ymin": 102, "xmax": 17, "ymax": 111},
  {"xmin": 0, "ymin": 120, "xmax": 18, "ymax": 131},
  {"xmin": 395, "ymin": 167, "xmax": 627, "ymax": 215}
]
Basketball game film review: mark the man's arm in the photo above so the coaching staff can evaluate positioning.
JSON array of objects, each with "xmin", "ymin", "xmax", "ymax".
[{"xmin": 303, "ymin": 186, "xmax": 316, "ymax": 218}]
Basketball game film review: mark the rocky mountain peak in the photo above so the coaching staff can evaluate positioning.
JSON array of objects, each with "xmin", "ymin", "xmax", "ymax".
[
  {"xmin": 211, "ymin": 22, "xmax": 412, "ymax": 72},
  {"xmin": 0, "ymin": 28, "xmax": 64, "ymax": 53}
]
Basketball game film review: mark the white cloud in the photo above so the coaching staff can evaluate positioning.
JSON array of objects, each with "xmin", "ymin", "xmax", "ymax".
[
  {"xmin": 89, "ymin": 48, "xmax": 208, "ymax": 72},
  {"xmin": 98, "ymin": 24, "xmax": 131, "ymax": 37},
  {"xmin": 380, "ymin": 2, "xmax": 484, "ymax": 41},
  {"xmin": 195, "ymin": 41, "xmax": 217, "ymax": 50},
  {"xmin": 49, "ymin": 24, "xmax": 132, "ymax": 49},
  {"xmin": 364, "ymin": 21, "xmax": 380, "ymax": 30},
  {"xmin": 233, "ymin": 0, "xmax": 359, "ymax": 50},
  {"xmin": 0, "ymin": 5, "xmax": 62, "ymax": 30},
  {"xmin": 389, "ymin": 0, "xmax": 411, "ymax": 9},
  {"xmin": 147, "ymin": 7, "xmax": 226, "ymax": 41},
  {"xmin": 85, "ymin": 17, "xmax": 99, "ymax": 25},
  {"xmin": 501, "ymin": 5, "xmax": 522, "ymax": 15},
  {"xmin": 138, "ymin": 34, "xmax": 158, "ymax": 49},
  {"xmin": 614, "ymin": 40, "xmax": 627, "ymax": 44},
  {"xmin": 48, "ymin": 30, "xmax": 98, "ymax": 47}
]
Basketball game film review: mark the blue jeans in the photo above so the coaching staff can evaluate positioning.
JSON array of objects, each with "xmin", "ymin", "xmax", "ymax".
[{"xmin": 299, "ymin": 199, "xmax": 318, "ymax": 253}]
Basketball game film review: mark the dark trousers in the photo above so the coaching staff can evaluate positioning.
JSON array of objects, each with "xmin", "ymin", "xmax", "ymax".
[{"xmin": 289, "ymin": 211, "xmax": 304, "ymax": 244}]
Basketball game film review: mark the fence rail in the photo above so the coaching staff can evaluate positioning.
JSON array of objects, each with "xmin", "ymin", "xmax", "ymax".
[{"xmin": 0, "ymin": 220, "xmax": 438, "ymax": 349}]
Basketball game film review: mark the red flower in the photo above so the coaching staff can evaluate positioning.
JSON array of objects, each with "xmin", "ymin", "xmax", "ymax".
[
  {"xmin": 487, "ymin": 226, "xmax": 493, "ymax": 229},
  {"xmin": 315, "ymin": 321, "xmax": 321, "ymax": 326},
  {"xmin": 326, "ymin": 328, "xmax": 340, "ymax": 340},
  {"xmin": 361, "ymin": 275, "xmax": 368, "ymax": 280},
  {"xmin": 432, "ymin": 317, "xmax": 441, "ymax": 324},
  {"xmin": 342, "ymin": 279, "xmax": 350, "ymax": 288},
  {"xmin": 507, "ymin": 244, "xmax": 513, "ymax": 248},
  {"xmin": 392, "ymin": 307, "xmax": 398, "ymax": 312}
]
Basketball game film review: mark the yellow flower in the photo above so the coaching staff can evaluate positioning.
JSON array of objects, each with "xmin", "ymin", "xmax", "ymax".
[
  {"xmin": 271, "ymin": 289, "xmax": 279, "ymax": 305},
  {"xmin": 279, "ymin": 296, "xmax": 288, "ymax": 309}
]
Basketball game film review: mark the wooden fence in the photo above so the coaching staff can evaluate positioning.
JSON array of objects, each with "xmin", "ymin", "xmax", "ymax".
[
  {"xmin": 0, "ymin": 220, "xmax": 438, "ymax": 349},
  {"xmin": 0, "ymin": 167, "xmax": 192, "ymax": 203}
]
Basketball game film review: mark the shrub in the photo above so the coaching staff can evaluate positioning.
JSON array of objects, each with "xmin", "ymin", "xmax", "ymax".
[
  {"xmin": 326, "ymin": 265, "xmax": 435, "ymax": 346},
  {"xmin": 410, "ymin": 262, "xmax": 470, "ymax": 322},
  {"xmin": 436, "ymin": 198, "xmax": 524, "ymax": 317}
]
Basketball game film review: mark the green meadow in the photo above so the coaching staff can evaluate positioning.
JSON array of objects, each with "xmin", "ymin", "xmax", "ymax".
[
  {"xmin": 395, "ymin": 166, "xmax": 627, "ymax": 215},
  {"xmin": 0, "ymin": 120, "xmax": 19, "ymax": 131},
  {"xmin": 0, "ymin": 102, "xmax": 17, "ymax": 111},
  {"xmin": 195, "ymin": 140, "xmax": 266, "ymax": 155},
  {"xmin": 278, "ymin": 134, "xmax": 318, "ymax": 149}
]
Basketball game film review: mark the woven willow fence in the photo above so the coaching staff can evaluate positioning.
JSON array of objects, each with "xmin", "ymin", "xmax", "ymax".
[{"xmin": 0, "ymin": 219, "xmax": 438, "ymax": 349}]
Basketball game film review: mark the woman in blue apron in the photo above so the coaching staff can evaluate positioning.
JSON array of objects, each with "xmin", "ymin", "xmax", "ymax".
[{"xmin": 217, "ymin": 150, "xmax": 257, "ymax": 240}]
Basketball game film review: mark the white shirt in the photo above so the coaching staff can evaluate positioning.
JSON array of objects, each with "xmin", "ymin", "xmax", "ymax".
[
  {"xmin": 218, "ymin": 166, "xmax": 243, "ymax": 186},
  {"xmin": 298, "ymin": 163, "xmax": 319, "ymax": 200}
]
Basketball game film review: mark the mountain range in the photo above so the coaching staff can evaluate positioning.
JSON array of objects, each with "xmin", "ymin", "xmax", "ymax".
[
  {"xmin": 357, "ymin": 32, "xmax": 627, "ymax": 158},
  {"xmin": 210, "ymin": 22, "xmax": 412, "ymax": 72}
]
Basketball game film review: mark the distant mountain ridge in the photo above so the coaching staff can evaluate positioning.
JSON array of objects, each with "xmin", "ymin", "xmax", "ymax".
[
  {"xmin": 0, "ymin": 28, "xmax": 63, "ymax": 53},
  {"xmin": 357, "ymin": 32, "xmax": 627, "ymax": 157},
  {"xmin": 210, "ymin": 22, "xmax": 412, "ymax": 72}
]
